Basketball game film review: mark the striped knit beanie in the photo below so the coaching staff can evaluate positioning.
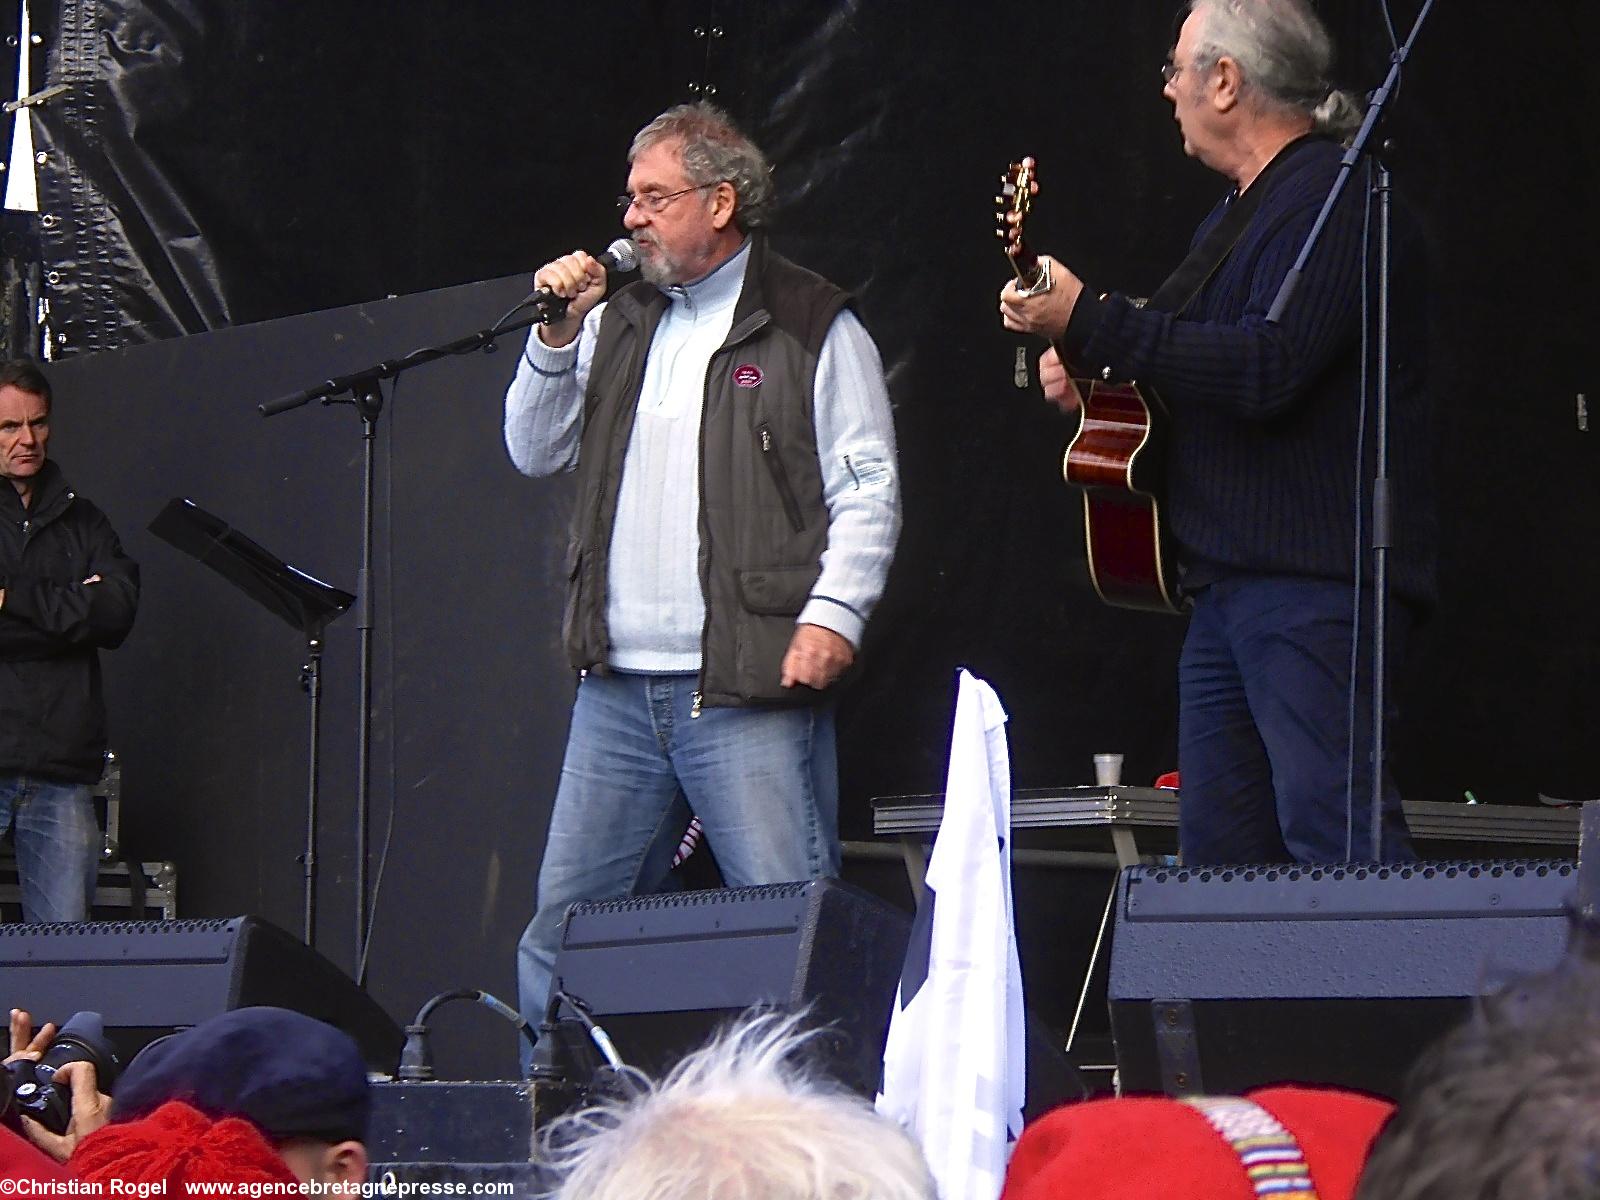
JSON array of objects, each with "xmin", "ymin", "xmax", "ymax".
[{"xmin": 1001, "ymin": 1086, "xmax": 1393, "ymax": 1200}]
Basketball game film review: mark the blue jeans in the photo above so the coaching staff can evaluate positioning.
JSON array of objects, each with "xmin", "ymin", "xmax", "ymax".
[
  {"xmin": 1177, "ymin": 576, "xmax": 1415, "ymax": 865},
  {"xmin": 0, "ymin": 774, "xmax": 98, "ymax": 923},
  {"xmin": 516, "ymin": 672, "xmax": 839, "ymax": 1067}
]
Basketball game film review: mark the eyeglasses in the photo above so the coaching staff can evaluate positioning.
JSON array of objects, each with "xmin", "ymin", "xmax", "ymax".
[
  {"xmin": 1160, "ymin": 57, "xmax": 1185, "ymax": 85},
  {"xmin": 615, "ymin": 183, "xmax": 718, "ymax": 214}
]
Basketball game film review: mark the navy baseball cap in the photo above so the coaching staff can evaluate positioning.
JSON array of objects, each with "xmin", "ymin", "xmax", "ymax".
[{"xmin": 110, "ymin": 1007, "xmax": 371, "ymax": 1144}]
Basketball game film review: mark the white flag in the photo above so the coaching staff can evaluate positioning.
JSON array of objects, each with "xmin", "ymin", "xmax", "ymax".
[{"xmin": 877, "ymin": 668, "xmax": 1026, "ymax": 1200}]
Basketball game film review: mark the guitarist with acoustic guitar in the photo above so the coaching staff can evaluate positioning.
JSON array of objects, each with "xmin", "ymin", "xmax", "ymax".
[{"xmin": 998, "ymin": 0, "xmax": 1434, "ymax": 867}]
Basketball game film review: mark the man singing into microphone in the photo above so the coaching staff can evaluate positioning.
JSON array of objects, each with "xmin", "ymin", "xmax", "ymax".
[{"xmin": 503, "ymin": 103, "xmax": 900, "ymax": 1050}]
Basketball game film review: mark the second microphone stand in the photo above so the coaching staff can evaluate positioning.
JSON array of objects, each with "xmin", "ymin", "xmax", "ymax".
[
  {"xmin": 1264, "ymin": 0, "xmax": 1434, "ymax": 861},
  {"xmin": 259, "ymin": 288, "xmax": 568, "ymax": 978}
]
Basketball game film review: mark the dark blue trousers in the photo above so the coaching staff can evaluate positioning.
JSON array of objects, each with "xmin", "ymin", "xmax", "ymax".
[{"xmin": 1177, "ymin": 575, "xmax": 1415, "ymax": 865}]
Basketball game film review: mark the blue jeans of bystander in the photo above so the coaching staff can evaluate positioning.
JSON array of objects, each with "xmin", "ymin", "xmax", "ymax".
[{"xmin": 0, "ymin": 773, "xmax": 98, "ymax": 922}]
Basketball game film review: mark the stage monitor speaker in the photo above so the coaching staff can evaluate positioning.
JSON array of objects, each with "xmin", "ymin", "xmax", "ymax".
[
  {"xmin": 1109, "ymin": 859, "xmax": 1577, "ymax": 1099},
  {"xmin": 551, "ymin": 879, "xmax": 910, "ymax": 1097},
  {"xmin": 0, "ymin": 915, "xmax": 403, "ymax": 1070}
]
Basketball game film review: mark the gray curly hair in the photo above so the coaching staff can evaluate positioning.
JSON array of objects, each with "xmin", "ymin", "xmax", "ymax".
[
  {"xmin": 538, "ymin": 1010, "xmax": 936, "ymax": 1200},
  {"xmin": 629, "ymin": 102, "xmax": 776, "ymax": 231},
  {"xmin": 1186, "ymin": 0, "xmax": 1366, "ymax": 143}
]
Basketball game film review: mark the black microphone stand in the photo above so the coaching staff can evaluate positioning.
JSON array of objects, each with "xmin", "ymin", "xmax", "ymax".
[
  {"xmin": 259, "ymin": 290, "xmax": 571, "ymax": 978},
  {"xmin": 1264, "ymin": 0, "xmax": 1434, "ymax": 862},
  {"xmin": 1369, "ymin": 158, "xmax": 1395, "ymax": 864},
  {"xmin": 301, "ymin": 626, "xmax": 327, "ymax": 944}
]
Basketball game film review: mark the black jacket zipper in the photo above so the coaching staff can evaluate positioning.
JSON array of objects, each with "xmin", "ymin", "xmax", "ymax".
[{"xmin": 755, "ymin": 421, "xmax": 806, "ymax": 533}]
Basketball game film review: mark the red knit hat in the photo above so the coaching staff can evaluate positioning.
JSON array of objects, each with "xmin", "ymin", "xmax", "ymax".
[
  {"xmin": 1001, "ymin": 1087, "xmax": 1393, "ymax": 1200},
  {"xmin": 70, "ymin": 1099, "xmax": 300, "ymax": 1188}
]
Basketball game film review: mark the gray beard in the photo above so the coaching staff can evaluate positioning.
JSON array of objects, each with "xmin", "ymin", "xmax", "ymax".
[
  {"xmin": 638, "ymin": 254, "xmax": 678, "ymax": 286},
  {"xmin": 633, "ymin": 229, "xmax": 721, "ymax": 287}
]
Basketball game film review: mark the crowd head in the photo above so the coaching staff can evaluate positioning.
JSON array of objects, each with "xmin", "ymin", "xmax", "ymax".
[
  {"xmin": 1001, "ymin": 1084, "xmax": 1392, "ymax": 1200},
  {"xmin": 538, "ymin": 1010, "xmax": 936, "ymax": 1200},
  {"xmin": 1356, "ymin": 918, "xmax": 1600, "ymax": 1200},
  {"xmin": 104, "ymin": 1006, "xmax": 372, "ymax": 1186},
  {"xmin": 6, "ymin": 1006, "xmax": 370, "ymax": 1190}
]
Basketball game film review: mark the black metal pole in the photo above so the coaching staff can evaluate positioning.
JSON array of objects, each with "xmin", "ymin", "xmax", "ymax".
[
  {"xmin": 301, "ymin": 636, "xmax": 324, "ymax": 947},
  {"xmin": 353, "ymin": 382, "xmax": 381, "ymax": 981},
  {"xmin": 1369, "ymin": 161, "xmax": 1392, "ymax": 861}
]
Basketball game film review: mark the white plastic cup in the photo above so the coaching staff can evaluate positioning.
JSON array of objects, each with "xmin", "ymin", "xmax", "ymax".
[{"xmin": 1094, "ymin": 753, "xmax": 1124, "ymax": 787}]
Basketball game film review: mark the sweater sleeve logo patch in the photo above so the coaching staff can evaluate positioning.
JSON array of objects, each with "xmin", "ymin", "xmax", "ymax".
[{"xmin": 732, "ymin": 363, "xmax": 764, "ymax": 389}]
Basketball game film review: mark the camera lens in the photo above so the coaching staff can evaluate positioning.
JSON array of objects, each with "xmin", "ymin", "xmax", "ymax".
[
  {"xmin": 40, "ymin": 1015, "xmax": 120, "ymax": 1077},
  {"xmin": 4, "ymin": 1012, "xmax": 121, "ymax": 1136}
]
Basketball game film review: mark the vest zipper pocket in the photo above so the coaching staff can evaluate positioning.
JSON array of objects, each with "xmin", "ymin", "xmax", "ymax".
[{"xmin": 756, "ymin": 422, "xmax": 806, "ymax": 533}]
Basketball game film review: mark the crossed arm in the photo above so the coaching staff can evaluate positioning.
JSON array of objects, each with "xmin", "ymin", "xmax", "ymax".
[{"xmin": 0, "ymin": 513, "xmax": 139, "ymax": 656}]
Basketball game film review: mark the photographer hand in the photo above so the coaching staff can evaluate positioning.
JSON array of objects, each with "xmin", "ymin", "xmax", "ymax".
[
  {"xmin": 19, "ymin": 1061, "xmax": 113, "ymax": 1162},
  {"xmin": 6, "ymin": 1007, "xmax": 58, "ymax": 1062}
]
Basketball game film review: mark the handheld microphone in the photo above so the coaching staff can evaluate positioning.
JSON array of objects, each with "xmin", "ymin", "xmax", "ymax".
[
  {"xmin": 594, "ymin": 238, "xmax": 641, "ymax": 274},
  {"xmin": 528, "ymin": 238, "xmax": 639, "ymax": 323}
]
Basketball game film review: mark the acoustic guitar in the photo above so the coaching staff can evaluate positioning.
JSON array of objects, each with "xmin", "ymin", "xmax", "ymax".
[{"xmin": 997, "ymin": 157, "xmax": 1185, "ymax": 615}]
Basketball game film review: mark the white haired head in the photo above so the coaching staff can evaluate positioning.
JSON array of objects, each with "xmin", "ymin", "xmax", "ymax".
[
  {"xmin": 1186, "ymin": 0, "xmax": 1366, "ymax": 142},
  {"xmin": 537, "ymin": 1010, "xmax": 936, "ymax": 1200}
]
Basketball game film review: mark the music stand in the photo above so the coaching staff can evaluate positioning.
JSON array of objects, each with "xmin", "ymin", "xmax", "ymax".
[{"xmin": 149, "ymin": 497, "xmax": 356, "ymax": 947}]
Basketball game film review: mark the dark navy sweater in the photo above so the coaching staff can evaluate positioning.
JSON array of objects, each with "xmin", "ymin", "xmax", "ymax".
[{"xmin": 1062, "ymin": 137, "xmax": 1436, "ymax": 608}]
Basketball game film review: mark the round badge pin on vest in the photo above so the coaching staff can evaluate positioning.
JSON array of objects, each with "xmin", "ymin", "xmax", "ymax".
[{"xmin": 732, "ymin": 363, "xmax": 764, "ymax": 388}]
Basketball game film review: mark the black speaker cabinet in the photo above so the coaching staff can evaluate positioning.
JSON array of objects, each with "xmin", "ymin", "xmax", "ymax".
[
  {"xmin": 1109, "ymin": 860, "xmax": 1576, "ymax": 1099},
  {"xmin": 0, "ymin": 915, "xmax": 402, "ymax": 1069},
  {"xmin": 551, "ymin": 878, "xmax": 910, "ymax": 1097}
]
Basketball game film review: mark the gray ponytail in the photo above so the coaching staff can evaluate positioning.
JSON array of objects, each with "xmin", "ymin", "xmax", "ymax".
[{"xmin": 1188, "ymin": 0, "xmax": 1365, "ymax": 144}]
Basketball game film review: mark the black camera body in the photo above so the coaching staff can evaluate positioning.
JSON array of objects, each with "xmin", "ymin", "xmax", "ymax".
[{"xmin": 0, "ymin": 1011, "xmax": 120, "ymax": 1135}]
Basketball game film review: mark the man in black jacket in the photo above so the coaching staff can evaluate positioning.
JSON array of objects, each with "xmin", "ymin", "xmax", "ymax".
[
  {"xmin": 0, "ymin": 359, "xmax": 139, "ymax": 922},
  {"xmin": 998, "ymin": 0, "xmax": 1431, "ymax": 864}
]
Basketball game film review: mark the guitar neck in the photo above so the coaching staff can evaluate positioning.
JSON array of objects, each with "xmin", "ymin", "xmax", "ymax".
[{"xmin": 1009, "ymin": 247, "xmax": 1044, "ymax": 290}]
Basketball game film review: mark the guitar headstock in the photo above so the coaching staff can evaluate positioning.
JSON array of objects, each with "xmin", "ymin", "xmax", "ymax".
[{"xmin": 997, "ymin": 156, "xmax": 1041, "ymax": 287}]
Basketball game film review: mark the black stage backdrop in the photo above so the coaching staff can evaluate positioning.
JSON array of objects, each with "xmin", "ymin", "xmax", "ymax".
[{"xmin": 24, "ymin": 0, "xmax": 1600, "ymax": 1076}]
